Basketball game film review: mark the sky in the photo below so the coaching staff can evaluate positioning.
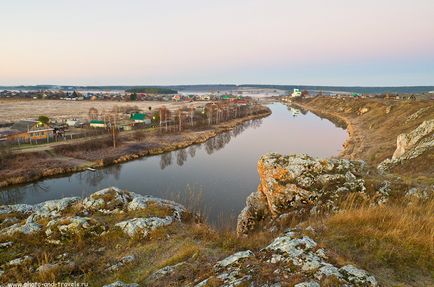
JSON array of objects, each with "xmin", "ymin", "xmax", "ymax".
[{"xmin": 1, "ymin": 0, "xmax": 434, "ymax": 86}]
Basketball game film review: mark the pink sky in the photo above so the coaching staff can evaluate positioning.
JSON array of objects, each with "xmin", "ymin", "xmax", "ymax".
[{"xmin": 1, "ymin": 0, "xmax": 433, "ymax": 86}]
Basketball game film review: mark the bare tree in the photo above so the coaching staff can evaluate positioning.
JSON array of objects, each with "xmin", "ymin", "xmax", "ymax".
[
  {"xmin": 88, "ymin": 107, "xmax": 99, "ymax": 120},
  {"xmin": 159, "ymin": 106, "xmax": 172, "ymax": 132},
  {"xmin": 189, "ymin": 105, "xmax": 195, "ymax": 127},
  {"xmin": 103, "ymin": 112, "xmax": 119, "ymax": 148}
]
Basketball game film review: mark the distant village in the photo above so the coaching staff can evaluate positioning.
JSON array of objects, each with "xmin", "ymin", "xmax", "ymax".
[
  {"xmin": 280, "ymin": 88, "xmax": 434, "ymax": 102},
  {"xmin": 0, "ymin": 90, "xmax": 262, "ymax": 145},
  {"xmin": 0, "ymin": 86, "xmax": 432, "ymax": 146},
  {"xmin": 0, "ymin": 89, "xmax": 217, "ymax": 102}
]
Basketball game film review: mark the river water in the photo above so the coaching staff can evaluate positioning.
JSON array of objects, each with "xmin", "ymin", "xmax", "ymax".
[{"xmin": 0, "ymin": 103, "xmax": 347, "ymax": 224}]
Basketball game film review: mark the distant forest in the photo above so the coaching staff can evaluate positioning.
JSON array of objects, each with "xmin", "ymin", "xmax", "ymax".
[
  {"xmin": 1, "ymin": 84, "xmax": 433, "ymax": 94},
  {"xmin": 124, "ymin": 87, "xmax": 178, "ymax": 94}
]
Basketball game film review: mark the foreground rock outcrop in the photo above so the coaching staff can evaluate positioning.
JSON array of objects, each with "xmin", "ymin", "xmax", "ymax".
[
  {"xmin": 237, "ymin": 153, "xmax": 367, "ymax": 235},
  {"xmin": 195, "ymin": 228, "xmax": 377, "ymax": 287},
  {"xmin": 378, "ymin": 119, "xmax": 434, "ymax": 172},
  {"xmin": 0, "ymin": 187, "xmax": 187, "ymax": 282},
  {"xmin": 0, "ymin": 187, "xmax": 186, "ymax": 238}
]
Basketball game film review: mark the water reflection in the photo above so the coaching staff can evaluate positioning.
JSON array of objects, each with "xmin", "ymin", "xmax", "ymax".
[
  {"xmin": 160, "ymin": 152, "xmax": 173, "ymax": 170},
  {"xmin": 0, "ymin": 187, "xmax": 25, "ymax": 205},
  {"xmin": 188, "ymin": 145, "xmax": 198, "ymax": 158},
  {"xmin": 0, "ymin": 103, "xmax": 347, "ymax": 224},
  {"xmin": 176, "ymin": 149, "xmax": 188, "ymax": 166},
  {"xmin": 159, "ymin": 118, "xmax": 263, "ymax": 169},
  {"xmin": 0, "ymin": 182, "xmax": 50, "ymax": 205},
  {"xmin": 287, "ymin": 105, "xmax": 307, "ymax": 117}
]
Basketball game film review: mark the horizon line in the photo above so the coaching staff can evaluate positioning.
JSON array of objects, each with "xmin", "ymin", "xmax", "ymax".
[{"xmin": 1, "ymin": 84, "xmax": 434, "ymax": 88}]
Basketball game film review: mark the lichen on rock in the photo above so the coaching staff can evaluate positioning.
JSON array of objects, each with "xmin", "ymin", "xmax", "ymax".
[
  {"xmin": 196, "ymin": 228, "xmax": 378, "ymax": 287},
  {"xmin": 115, "ymin": 216, "xmax": 174, "ymax": 238},
  {"xmin": 378, "ymin": 119, "xmax": 434, "ymax": 172},
  {"xmin": 237, "ymin": 153, "xmax": 367, "ymax": 235}
]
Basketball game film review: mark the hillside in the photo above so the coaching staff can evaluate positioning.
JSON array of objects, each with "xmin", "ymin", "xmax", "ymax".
[{"xmin": 293, "ymin": 97, "xmax": 434, "ymax": 178}]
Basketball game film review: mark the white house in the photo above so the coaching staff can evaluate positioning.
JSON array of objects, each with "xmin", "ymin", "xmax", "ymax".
[{"xmin": 291, "ymin": 89, "xmax": 302, "ymax": 98}]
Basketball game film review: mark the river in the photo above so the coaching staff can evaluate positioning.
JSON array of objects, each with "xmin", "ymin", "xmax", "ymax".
[{"xmin": 0, "ymin": 103, "xmax": 347, "ymax": 225}]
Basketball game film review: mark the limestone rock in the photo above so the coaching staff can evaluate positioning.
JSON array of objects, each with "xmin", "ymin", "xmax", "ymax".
[
  {"xmin": 82, "ymin": 186, "xmax": 186, "ymax": 219},
  {"xmin": 358, "ymin": 107, "xmax": 369, "ymax": 115},
  {"xmin": 0, "ymin": 187, "xmax": 187, "ymax": 241},
  {"xmin": 215, "ymin": 250, "xmax": 254, "ymax": 269},
  {"xmin": 0, "ymin": 241, "xmax": 13, "ymax": 249},
  {"xmin": 385, "ymin": 106, "xmax": 392, "ymax": 114},
  {"xmin": 115, "ymin": 216, "xmax": 173, "ymax": 238},
  {"xmin": 405, "ymin": 107, "xmax": 430, "ymax": 123},
  {"xmin": 148, "ymin": 262, "xmax": 185, "ymax": 281},
  {"xmin": 106, "ymin": 255, "xmax": 136, "ymax": 272},
  {"xmin": 37, "ymin": 263, "xmax": 59, "ymax": 273},
  {"xmin": 405, "ymin": 187, "xmax": 432, "ymax": 201},
  {"xmin": 393, "ymin": 119, "xmax": 434, "ymax": 159},
  {"xmin": 295, "ymin": 281, "xmax": 320, "ymax": 287},
  {"xmin": 340, "ymin": 265, "xmax": 378, "ymax": 286},
  {"xmin": 34, "ymin": 197, "xmax": 79, "ymax": 218},
  {"xmin": 379, "ymin": 119, "xmax": 434, "ymax": 171},
  {"xmin": 3, "ymin": 214, "xmax": 41, "ymax": 235},
  {"xmin": 0, "ymin": 204, "xmax": 34, "ymax": 215},
  {"xmin": 197, "ymin": 228, "xmax": 377, "ymax": 287},
  {"xmin": 83, "ymin": 187, "xmax": 132, "ymax": 213},
  {"xmin": 102, "ymin": 281, "xmax": 138, "ymax": 287},
  {"xmin": 45, "ymin": 216, "xmax": 97, "ymax": 238},
  {"xmin": 128, "ymin": 195, "xmax": 186, "ymax": 220},
  {"xmin": 8, "ymin": 255, "xmax": 32, "ymax": 266},
  {"xmin": 237, "ymin": 153, "xmax": 366, "ymax": 235}
]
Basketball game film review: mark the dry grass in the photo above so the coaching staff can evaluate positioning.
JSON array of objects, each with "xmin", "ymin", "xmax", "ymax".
[
  {"xmin": 0, "ymin": 207, "xmax": 274, "ymax": 287},
  {"xmin": 0, "ymin": 99, "xmax": 208, "ymax": 123},
  {"xmin": 297, "ymin": 97, "xmax": 434, "ymax": 176},
  {"xmin": 311, "ymin": 197, "xmax": 434, "ymax": 286}
]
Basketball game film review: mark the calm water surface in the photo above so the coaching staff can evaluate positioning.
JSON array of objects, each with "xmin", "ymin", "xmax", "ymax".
[{"xmin": 0, "ymin": 103, "xmax": 347, "ymax": 223}]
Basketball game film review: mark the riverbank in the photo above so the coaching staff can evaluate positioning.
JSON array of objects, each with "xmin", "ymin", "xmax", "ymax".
[
  {"xmin": 271, "ymin": 97, "xmax": 434, "ymax": 285},
  {"xmin": 0, "ymin": 107, "xmax": 271, "ymax": 188},
  {"xmin": 290, "ymin": 96, "xmax": 434, "ymax": 177},
  {"xmin": 1, "ymin": 98, "xmax": 433, "ymax": 286}
]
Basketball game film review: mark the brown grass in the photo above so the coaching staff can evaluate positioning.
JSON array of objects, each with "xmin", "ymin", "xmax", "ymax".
[
  {"xmin": 311, "ymin": 197, "xmax": 434, "ymax": 286},
  {"xmin": 296, "ymin": 97, "xmax": 434, "ymax": 176}
]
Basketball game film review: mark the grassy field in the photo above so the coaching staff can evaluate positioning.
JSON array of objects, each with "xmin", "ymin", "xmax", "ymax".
[{"xmin": 0, "ymin": 99, "xmax": 208, "ymax": 123}]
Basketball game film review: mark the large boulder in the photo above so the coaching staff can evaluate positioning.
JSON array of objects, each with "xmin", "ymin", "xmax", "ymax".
[
  {"xmin": 237, "ymin": 153, "xmax": 366, "ymax": 235},
  {"xmin": 115, "ymin": 216, "xmax": 173, "ymax": 238},
  {"xmin": 378, "ymin": 119, "xmax": 434, "ymax": 171},
  {"xmin": 393, "ymin": 119, "xmax": 434, "ymax": 159},
  {"xmin": 0, "ymin": 187, "xmax": 187, "ymax": 241}
]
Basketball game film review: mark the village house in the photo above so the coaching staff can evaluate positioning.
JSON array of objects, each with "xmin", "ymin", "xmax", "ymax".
[
  {"xmin": 4, "ymin": 120, "xmax": 54, "ymax": 143},
  {"xmin": 130, "ymin": 113, "xmax": 151, "ymax": 124},
  {"xmin": 66, "ymin": 119, "xmax": 84, "ymax": 128},
  {"xmin": 89, "ymin": 120, "xmax": 107, "ymax": 128},
  {"xmin": 171, "ymin": 94, "xmax": 181, "ymax": 101},
  {"xmin": 291, "ymin": 88, "xmax": 302, "ymax": 98}
]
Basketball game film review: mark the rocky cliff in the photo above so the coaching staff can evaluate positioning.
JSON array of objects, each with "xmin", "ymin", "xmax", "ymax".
[
  {"xmin": 237, "ymin": 153, "xmax": 367, "ymax": 235},
  {"xmin": 378, "ymin": 119, "xmax": 434, "ymax": 172}
]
